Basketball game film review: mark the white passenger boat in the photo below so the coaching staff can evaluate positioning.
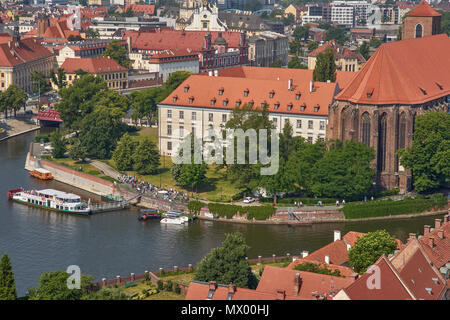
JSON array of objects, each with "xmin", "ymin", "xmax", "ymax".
[
  {"xmin": 160, "ymin": 217, "xmax": 185, "ymax": 225},
  {"xmin": 9, "ymin": 188, "xmax": 91, "ymax": 214}
]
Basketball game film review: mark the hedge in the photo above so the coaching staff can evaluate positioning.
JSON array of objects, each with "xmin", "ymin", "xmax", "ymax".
[
  {"xmin": 342, "ymin": 193, "xmax": 447, "ymax": 219},
  {"xmin": 206, "ymin": 203, "xmax": 276, "ymax": 220},
  {"xmin": 187, "ymin": 200, "xmax": 204, "ymax": 214}
]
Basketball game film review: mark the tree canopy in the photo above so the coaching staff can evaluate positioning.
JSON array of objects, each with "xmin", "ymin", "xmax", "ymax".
[
  {"xmin": 287, "ymin": 56, "xmax": 308, "ymax": 69},
  {"xmin": 348, "ymin": 230, "xmax": 397, "ymax": 274},
  {"xmin": 195, "ymin": 232, "xmax": 258, "ymax": 289},
  {"xmin": 0, "ymin": 254, "xmax": 16, "ymax": 300},
  {"xmin": 398, "ymin": 111, "xmax": 450, "ymax": 194},
  {"xmin": 133, "ymin": 136, "xmax": 160, "ymax": 175},
  {"xmin": 102, "ymin": 40, "xmax": 131, "ymax": 69},
  {"xmin": 313, "ymin": 48, "xmax": 336, "ymax": 82}
]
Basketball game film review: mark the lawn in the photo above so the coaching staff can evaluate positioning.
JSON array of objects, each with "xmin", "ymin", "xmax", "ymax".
[
  {"xmin": 121, "ymin": 281, "xmax": 185, "ymax": 300},
  {"xmin": 47, "ymin": 157, "xmax": 117, "ymax": 183},
  {"xmin": 108, "ymin": 127, "xmax": 243, "ymax": 201},
  {"xmin": 159, "ymin": 272, "xmax": 196, "ymax": 286}
]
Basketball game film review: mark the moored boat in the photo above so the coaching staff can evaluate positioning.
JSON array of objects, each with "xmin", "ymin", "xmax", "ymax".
[
  {"xmin": 138, "ymin": 212, "xmax": 161, "ymax": 221},
  {"xmin": 29, "ymin": 168, "xmax": 53, "ymax": 180},
  {"xmin": 160, "ymin": 217, "xmax": 185, "ymax": 225},
  {"xmin": 8, "ymin": 188, "xmax": 90, "ymax": 214}
]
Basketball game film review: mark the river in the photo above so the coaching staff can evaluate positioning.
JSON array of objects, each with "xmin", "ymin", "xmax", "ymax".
[{"xmin": 0, "ymin": 130, "xmax": 445, "ymax": 296}]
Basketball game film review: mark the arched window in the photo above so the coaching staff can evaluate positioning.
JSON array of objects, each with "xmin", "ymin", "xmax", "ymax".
[
  {"xmin": 399, "ymin": 112, "xmax": 406, "ymax": 149},
  {"xmin": 361, "ymin": 112, "xmax": 371, "ymax": 146},
  {"xmin": 415, "ymin": 24, "xmax": 423, "ymax": 38},
  {"xmin": 378, "ymin": 114, "xmax": 388, "ymax": 172}
]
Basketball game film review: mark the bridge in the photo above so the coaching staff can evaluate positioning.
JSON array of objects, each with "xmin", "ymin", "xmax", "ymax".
[{"xmin": 37, "ymin": 109, "xmax": 62, "ymax": 127}]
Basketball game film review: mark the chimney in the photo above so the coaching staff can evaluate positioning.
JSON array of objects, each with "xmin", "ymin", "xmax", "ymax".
[
  {"xmin": 435, "ymin": 219, "xmax": 442, "ymax": 229},
  {"xmin": 276, "ymin": 289, "xmax": 286, "ymax": 300},
  {"xmin": 428, "ymin": 237, "xmax": 434, "ymax": 248},
  {"xmin": 228, "ymin": 284, "xmax": 236, "ymax": 294},
  {"xmin": 309, "ymin": 80, "xmax": 314, "ymax": 93},
  {"xmin": 214, "ymin": 69, "xmax": 218, "ymax": 77},
  {"xmin": 288, "ymin": 78, "xmax": 293, "ymax": 90},
  {"xmin": 209, "ymin": 281, "xmax": 217, "ymax": 292},
  {"xmin": 208, "ymin": 70, "xmax": 213, "ymax": 76},
  {"xmin": 424, "ymin": 225, "xmax": 431, "ymax": 235},
  {"xmin": 444, "ymin": 215, "xmax": 449, "ymax": 224},
  {"xmin": 349, "ymin": 273, "xmax": 359, "ymax": 282},
  {"xmin": 126, "ymin": 36, "xmax": 132, "ymax": 54},
  {"xmin": 408, "ymin": 233, "xmax": 417, "ymax": 241},
  {"xmin": 301, "ymin": 250, "xmax": 309, "ymax": 258},
  {"xmin": 437, "ymin": 229, "xmax": 444, "ymax": 240},
  {"xmin": 346, "ymin": 243, "xmax": 351, "ymax": 251},
  {"xmin": 324, "ymin": 255, "xmax": 330, "ymax": 264},
  {"xmin": 293, "ymin": 273, "xmax": 301, "ymax": 296},
  {"xmin": 334, "ymin": 230, "xmax": 341, "ymax": 242}
]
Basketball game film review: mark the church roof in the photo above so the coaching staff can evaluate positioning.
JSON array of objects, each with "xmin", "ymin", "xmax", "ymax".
[
  {"xmin": 406, "ymin": 0, "xmax": 441, "ymax": 17},
  {"xmin": 335, "ymin": 34, "xmax": 450, "ymax": 105}
]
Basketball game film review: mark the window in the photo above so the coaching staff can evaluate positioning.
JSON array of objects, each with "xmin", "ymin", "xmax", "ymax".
[
  {"xmin": 314, "ymin": 106, "xmax": 319, "ymax": 112},
  {"xmin": 223, "ymin": 99, "xmax": 228, "ymax": 106},
  {"xmin": 296, "ymin": 93, "xmax": 301, "ymax": 100},
  {"xmin": 209, "ymin": 113, "xmax": 213, "ymax": 122},
  {"xmin": 287, "ymin": 104, "xmax": 293, "ymax": 111},
  {"xmin": 184, "ymin": 85, "xmax": 190, "ymax": 92},
  {"xmin": 189, "ymin": 97, "xmax": 194, "ymax": 104},
  {"xmin": 361, "ymin": 112, "xmax": 370, "ymax": 146},
  {"xmin": 173, "ymin": 96, "xmax": 178, "ymax": 102},
  {"xmin": 272, "ymin": 118, "xmax": 277, "ymax": 127},
  {"xmin": 179, "ymin": 125, "xmax": 184, "ymax": 137},
  {"xmin": 218, "ymin": 88, "xmax": 224, "ymax": 95},
  {"xmin": 308, "ymin": 120, "xmax": 313, "ymax": 129},
  {"xmin": 284, "ymin": 118, "xmax": 289, "ymax": 126},
  {"xmin": 274, "ymin": 103, "xmax": 280, "ymax": 110},
  {"xmin": 236, "ymin": 100, "xmax": 241, "ymax": 107},
  {"xmin": 244, "ymin": 89, "xmax": 249, "ymax": 96},
  {"xmin": 203, "ymin": 22, "xmax": 208, "ymax": 29},
  {"xmin": 167, "ymin": 110, "xmax": 172, "ymax": 119},
  {"xmin": 179, "ymin": 111, "xmax": 184, "ymax": 119},
  {"xmin": 269, "ymin": 91, "xmax": 275, "ymax": 98},
  {"xmin": 320, "ymin": 121, "xmax": 325, "ymax": 130},
  {"xmin": 399, "ymin": 112, "xmax": 406, "ymax": 149},
  {"xmin": 222, "ymin": 114, "xmax": 227, "ymax": 123},
  {"xmin": 192, "ymin": 127, "xmax": 196, "ymax": 136},
  {"xmin": 167, "ymin": 141, "xmax": 172, "ymax": 150},
  {"xmin": 249, "ymin": 100, "xmax": 254, "ymax": 107},
  {"xmin": 378, "ymin": 113, "xmax": 388, "ymax": 172},
  {"xmin": 167, "ymin": 124, "xmax": 172, "ymax": 135},
  {"xmin": 415, "ymin": 24, "xmax": 423, "ymax": 38},
  {"xmin": 300, "ymin": 105, "xmax": 306, "ymax": 111},
  {"xmin": 211, "ymin": 99, "xmax": 216, "ymax": 106},
  {"xmin": 296, "ymin": 120, "xmax": 302, "ymax": 129},
  {"xmin": 307, "ymin": 136, "xmax": 313, "ymax": 144},
  {"xmin": 192, "ymin": 112, "xmax": 196, "ymax": 120}
]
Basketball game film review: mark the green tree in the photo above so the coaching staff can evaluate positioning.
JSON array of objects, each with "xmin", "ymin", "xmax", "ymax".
[
  {"xmin": 397, "ymin": 112, "xmax": 450, "ymax": 193},
  {"xmin": 270, "ymin": 60, "xmax": 282, "ymax": 68},
  {"xmin": 50, "ymin": 68, "xmax": 67, "ymax": 90},
  {"xmin": 358, "ymin": 41, "xmax": 370, "ymax": 60},
  {"xmin": 112, "ymin": 133, "xmax": 138, "ymax": 171},
  {"xmin": 307, "ymin": 40, "xmax": 319, "ymax": 52},
  {"xmin": 0, "ymin": 254, "xmax": 17, "ymax": 300},
  {"xmin": 50, "ymin": 130, "xmax": 67, "ymax": 159},
  {"xmin": 70, "ymin": 138, "xmax": 89, "ymax": 162},
  {"xmin": 68, "ymin": 35, "xmax": 83, "ymax": 41},
  {"xmin": 439, "ymin": 10, "xmax": 450, "ymax": 35},
  {"xmin": 133, "ymin": 136, "xmax": 160, "ymax": 175},
  {"xmin": 293, "ymin": 25, "xmax": 310, "ymax": 42},
  {"xmin": 85, "ymin": 28, "xmax": 100, "ymax": 39},
  {"xmin": 283, "ymin": 13, "xmax": 295, "ymax": 26},
  {"xmin": 102, "ymin": 40, "xmax": 131, "ymax": 69},
  {"xmin": 79, "ymin": 105, "xmax": 125, "ymax": 159},
  {"xmin": 195, "ymin": 232, "xmax": 258, "ymax": 289},
  {"xmin": 162, "ymin": 71, "xmax": 192, "ymax": 93},
  {"xmin": 348, "ymin": 230, "xmax": 397, "ymax": 274},
  {"xmin": 0, "ymin": 84, "xmax": 27, "ymax": 118},
  {"xmin": 56, "ymin": 74, "xmax": 108, "ymax": 129},
  {"xmin": 310, "ymin": 140, "xmax": 375, "ymax": 199},
  {"xmin": 129, "ymin": 87, "xmax": 166, "ymax": 125},
  {"xmin": 288, "ymin": 56, "xmax": 307, "ymax": 69},
  {"xmin": 313, "ymin": 48, "xmax": 336, "ymax": 82},
  {"xmin": 31, "ymin": 71, "xmax": 50, "ymax": 95},
  {"xmin": 289, "ymin": 40, "xmax": 302, "ymax": 55},
  {"xmin": 369, "ymin": 37, "xmax": 382, "ymax": 48},
  {"xmin": 27, "ymin": 270, "xmax": 93, "ymax": 300},
  {"xmin": 324, "ymin": 25, "xmax": 349, "ymax": 44}
]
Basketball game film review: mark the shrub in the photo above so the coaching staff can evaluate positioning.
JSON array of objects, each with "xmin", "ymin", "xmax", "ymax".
[
  {"xmin": 293, "ymin": 262, "xmax": 343, "ymax": 277},
  {"xmin": 157, "ymin": 280, "xmax": 163, "ymax": 291},
  {"xmin": 165, "ymin": 280, "xmax": 173, "ymax": 292},
  {"xmin": 175, "ymin": 285, "xmax": 181, "ymax": 294},
  {"xmin": 206, "ymin": 203, "xmax": 276, "ymax": 220},
  {"xmin": 342, "ymin": 193, "xmax": 447, "ymax": 219},
  {"xmin": 34, "ymin": 134, "xmax": 50, "ymax": 143},
  {"xmin": 188, "ymin": 200, "xmax": 204, "ymax": 215}
]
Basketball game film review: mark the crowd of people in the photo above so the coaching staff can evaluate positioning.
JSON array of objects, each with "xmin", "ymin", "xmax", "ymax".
[{"xmin": 116, "ymin": 174, "xmax": 189, "ymax": 203}]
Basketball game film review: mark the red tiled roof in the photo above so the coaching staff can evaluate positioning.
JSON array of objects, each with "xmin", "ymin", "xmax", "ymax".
[
  {"xmin": 340, "ymin": 255, "xmax": 415, "ymax": 300},
  {"xmin": 287, "ymin": 258, "xmax": 355, "ymax": 277},
  {"xmin": 308, "ymin": 40, "xmax": 365, "ymax": 63},
  {"xmin": 335, "ymin": 34, "xmax": 450, "ymax": 105},
  {"xmin": 0, "ymin": 38, "xmax": 53, "ymax": 67},
  {"xmin": 123, "ymin": 29, "xmax": 242, "ymax": 52},
  {"xmin": 160, "ymin": 72, "xmax": 336, "ymax": 117},
  {"xmin": 61, "ymin": 57, "xmax": 128, "ymax": 74},
  {"xmin": 185, "ymin": 281, "xmax": 277, "ymax": 300},
  {"xmin": 305, "ymin": 240, "xmax": 349, "ymax": 265},
  {"xmin": 406, "ymin": 0, "xmax": 441, "ymax": 17},
  {"xmin": 418, "ymin": 218, "xmax": 450, "ymax": 269},
  {"xmin": 124, "ymin": 4, "xmax": 155, "ymax": 15},
  {"xmin": 257, "ymin": 265, "xmax": 353, "ymax": 300}
]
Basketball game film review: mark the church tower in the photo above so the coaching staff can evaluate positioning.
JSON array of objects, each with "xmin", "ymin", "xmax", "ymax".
[{"xmin": 401, "ymin": 1, "xmax": 441, "ymax": 40}]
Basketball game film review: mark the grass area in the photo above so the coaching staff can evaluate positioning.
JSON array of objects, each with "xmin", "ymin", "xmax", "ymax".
[
  {"xmin": 108, "ymin": 127, "xmax": 243, "ymax": 201},
  {"xmin": 159, "ymin": 272, "xmax": 196, "ymax": 286},
  {"xmin": 120, "ymin": 281, "xmax": 185, "ymax": 300},
  {"xmin": 47, "ymin": 157, "xmax": 118, "ymax": 183}
]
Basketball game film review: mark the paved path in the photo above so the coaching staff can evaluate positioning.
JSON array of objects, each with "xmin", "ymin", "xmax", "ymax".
[
  {"xmin": 0, "ymin": 118, "xmax": 39, "ymax": 142},
  {"xmin": 89, "ymin": 160, "xmax": 120, "ymax": 179}
]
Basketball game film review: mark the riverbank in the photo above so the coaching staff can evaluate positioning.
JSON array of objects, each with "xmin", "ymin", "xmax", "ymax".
[{"xmin": 0, "ymin": 118, "xmax": 39, "ymax": 142}]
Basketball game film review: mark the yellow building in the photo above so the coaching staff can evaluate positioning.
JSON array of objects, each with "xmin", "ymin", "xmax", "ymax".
[
  {"xmin": 307, "ymin": 40, "xmax": 365, "ymax": 72},
  {"xmin": 0, "ymin": 36, "xmax": 55, "ymax": 93},
  {"xmin": 284, "ymin": 4, "xmax": 308, "ymax": 22}
]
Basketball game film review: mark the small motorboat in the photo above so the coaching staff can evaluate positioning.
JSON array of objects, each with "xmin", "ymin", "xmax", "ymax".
[
  {"xmin": 160, "ymin": 217, "xmax": 185, "ymax": 225},
  {"xmin": 138, "ymin": 212, "xmax": 161, "ymax": 221},
  {"xmin": 140, "ymin": 208, "xmax": 158, "ymax": 213}
]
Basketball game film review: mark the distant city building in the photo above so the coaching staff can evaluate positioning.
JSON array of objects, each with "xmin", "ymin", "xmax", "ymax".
[
  {"xmin": 89, "ymin": 16, "xmax": 167, "ymax": 39},
  {"xmin": 184, "ymin": 2, "xmax": 227, "ymax": 31},
  {"xmin": 308, "ymin": 40, "xmax": 365, "ymax": 72},
  {"xmin": 248, "ymin": 31, "xmax": 288, "ymax": 67}
]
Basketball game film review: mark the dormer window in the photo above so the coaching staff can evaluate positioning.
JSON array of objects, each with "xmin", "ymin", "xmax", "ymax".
[
  {"xmin": 300, "ymin": 104, "xmax": 306, "ymax": 112},
  {"xmin": 269, "ymin": 90, "xmax": 275, "ymax": 98},
  {"xmin": 223, "ymin": 99, "xmax": 229, "ymax": 106},
  {"xmin": 296, "ymin": 92, "xmax": 301, "ymax": 100},
  {"xmin": 274, "ymin": 102, "xmax": 280, "ymax": 110},
  {"xmin": 172, "ymin": 95, "xmax": 178, "ymax": 102},
  {"xmin": 314, "ymin": 105, "xmax": 320, "ymax": 112},
  {"xmin": 218, "ymin": 88, "xmax": 224, "ymax": 95},
  {"xmin": 244, "ymin": 89, "xmax": 249, "ymax": 97},
  {"xmin": 184, "ymin": 85, "xmax": 190, "ymax": 93},
  {"xmin": 261, "ymin": 101, "xmax": 267, "ymax": 108},
  {"xmin": 287, "ymin": 103, "xmax": 293, "ymax": 111},
  {"xmin": 236, "ymin": 99, "xmax": 241, "ymax": 107},
  {"xmin": 366, "ymin": 88, "xmax": 374, "ymax": 98},
  {"xmin": 189, "ymin": 96, "xmax": 194, "ymax": 104},
  {"xmin": 211, "ymin": 98, "xmax": 216, "ymax": 106},
  {"xmin": 248, "ymin": 100, "xmax": 254, "ymax": 107}
]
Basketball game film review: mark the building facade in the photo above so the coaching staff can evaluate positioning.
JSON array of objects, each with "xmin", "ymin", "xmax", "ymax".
[
  {"xmin": 308, "ymin": 40, "xmax": 365, "ymax": 72},
  {"xmin": 401, "ymin": 1, "xmax": 441, "ymax": 40},
  {"xmin": 248, "ymin": 31, "xmax": 288, "ymax": 67}
]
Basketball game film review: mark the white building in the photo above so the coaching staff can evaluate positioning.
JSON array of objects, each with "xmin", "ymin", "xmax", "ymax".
[
  {"xmin": 331, "ymin": 3, "xmax": 355, "ymax": 27},
  {"xmin": 185, "ymin": 2, "xmax": 227, "ymax": 31},
  {"xmin": 147, "ymin": 49, "xmax": 200, "ymax": 82},
  {"xmin": 157, "ymin": 66, "xmax": 342, "ymax": 156}
]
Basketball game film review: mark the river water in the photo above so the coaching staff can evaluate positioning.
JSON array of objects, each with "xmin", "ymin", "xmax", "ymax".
[{"xmin": 0, "ymin": 130, "xmax": 445, "ymax": 296}]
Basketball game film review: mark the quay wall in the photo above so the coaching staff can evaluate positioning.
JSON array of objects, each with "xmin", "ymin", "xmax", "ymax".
[{"xmin": 25, "ymin": 152, "xmax": 114, "ymax": 196}]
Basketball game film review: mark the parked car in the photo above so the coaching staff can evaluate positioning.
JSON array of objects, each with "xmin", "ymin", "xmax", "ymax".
[{"xmin": 243, "ymin": 197, "xmax": 255, "ymax": 203}]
